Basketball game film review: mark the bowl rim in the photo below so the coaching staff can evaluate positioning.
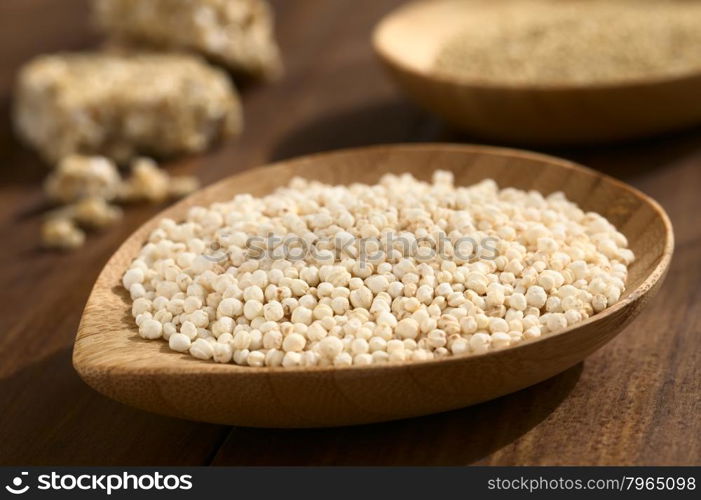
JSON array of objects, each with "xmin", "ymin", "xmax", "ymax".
[
  {"xmin": 372, "ymin": 0, "xmax": 701, "ymax": 92},
  {"xmin": 74, "ymin": 143, "xmax": 675, "ymax": 377}
]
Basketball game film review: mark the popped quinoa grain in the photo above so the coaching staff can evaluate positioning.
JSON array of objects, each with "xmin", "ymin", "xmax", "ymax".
[{"xmin": 123, "ymin": 170, "xmax": 633, "ymax": 366}]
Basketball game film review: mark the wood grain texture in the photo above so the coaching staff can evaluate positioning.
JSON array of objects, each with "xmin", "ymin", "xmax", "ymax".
[
  {"xmin": 73, "ymin": 144, "xmax": 673, "ymax": 427},
  {"xmin": 374, "ymin": 0, "xmax": 701, "ymax": 144},
  {"xmin": 0, "ymin": 0, "xmax": 698, "ymax": 464}
]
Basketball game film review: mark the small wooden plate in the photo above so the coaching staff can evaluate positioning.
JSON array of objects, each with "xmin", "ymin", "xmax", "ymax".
[
  {"xmin": 73, "ymin": 144, "xmax": 673, "ymax": 428},
  {"xmin": 373, "ymin": 0, "xmax": 701, "ymax": 144}
]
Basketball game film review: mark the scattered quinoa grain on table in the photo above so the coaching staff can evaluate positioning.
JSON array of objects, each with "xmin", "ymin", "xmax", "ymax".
[
  {"xmin": 40, "ymin": 155, "xmax": 200, "ymax": 250},
  {"xmin": 44, "ymin": 156, "xmax": 122, "ymax": 204},
  {"xmin": 41, "ymin": 217, "xmax": 86, "ymax": 250},
  {"xmin": 122, "ymin": 171, "xmax": 634, "ymax": 367}
]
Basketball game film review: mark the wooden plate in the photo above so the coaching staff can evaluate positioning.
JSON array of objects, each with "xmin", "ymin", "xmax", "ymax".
[
  {"xmin": 373, "ymin": 0, "xmax": 701, "ymax": 144},
  {"xmin": 73, "ymin": 144, "xmax": 673, "ymax": 427}
]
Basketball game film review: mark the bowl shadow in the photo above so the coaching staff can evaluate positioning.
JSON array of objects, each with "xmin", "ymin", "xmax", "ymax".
[
  {"xmin": 211, "ymin": 363, "xmax": 583, "ymax": 465},
  {"xmin": 0, "ymin": 342, "xmax": 581, "ymax": 465},
  {"xmin": 269, "ymin": 99, "xmax": 443, "ymax": 163},
  {"xmin": 268, "ymin": 95, "xmax": 701, "ymax": 183}
]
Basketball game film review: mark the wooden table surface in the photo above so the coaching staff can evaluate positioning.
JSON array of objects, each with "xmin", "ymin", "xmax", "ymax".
[{"xmin": 1, "ymin": 0, "xmax": 699, "ymax": 466}]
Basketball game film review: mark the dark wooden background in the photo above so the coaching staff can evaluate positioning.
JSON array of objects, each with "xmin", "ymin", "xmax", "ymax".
[{"xmin": 0, "ymin": 0, "xmax": 698, "ymax": 465}]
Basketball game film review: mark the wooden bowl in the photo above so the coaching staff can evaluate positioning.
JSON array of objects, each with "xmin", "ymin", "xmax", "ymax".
[
  {"xmin": 373, "ymin": 0, "xmax": 701, "ymax": 144},
  {"xmin": 73, "ymin": 144, "xmax": 673, "ymax": 428}
]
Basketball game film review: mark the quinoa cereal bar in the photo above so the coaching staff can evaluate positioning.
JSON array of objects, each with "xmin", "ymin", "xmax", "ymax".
[
  {"xmin": 14, "ymin": 52, "xmax": 243, "ymax": 163},
  {"xmin": 94, "ymin": 0, "xmax": 282, "ymax": 80}
]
